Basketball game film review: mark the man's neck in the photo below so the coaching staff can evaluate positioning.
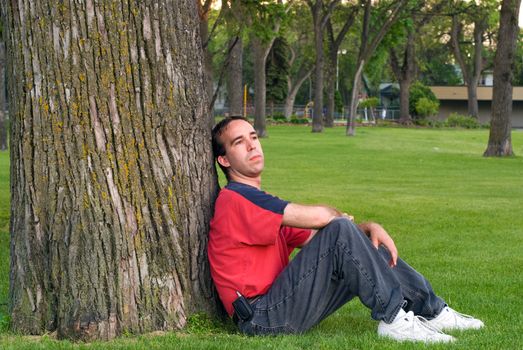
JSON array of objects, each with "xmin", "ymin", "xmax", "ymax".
[{"xmin": 229, "ymin": 175, "xmax": 261, "ymax": 189}]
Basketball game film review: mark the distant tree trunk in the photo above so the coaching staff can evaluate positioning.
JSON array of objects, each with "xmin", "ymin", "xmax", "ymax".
[
  {"xmin": 251, "ymin": 36, "xmax": 273, "ymax": 137},
  {"xmin": 284, "ymin": 64, "xmax": 313, "ymax": 119},
  {"xmin": 310, "ymin": 0, "xmax": 325, "ymax": 132},
  {"xmin": 325, "ymin": 10, "xmax": 357, "ymax": 127},
  {"xmin": 390, "ymin": 30, "xmax": 416, "ymax": 124},
  {"xmin": 4, "ymin": 0, "xmax": 218, "ymax": 341},
  {"xmin": 347, "ymin": 61, "xmax": 364, "ymax": 136},
  {"xmin": 0, "ymin": 41, "xmax": 6, "ymax": 150},
  {"xmin": 450, "ymin": 15, "xmax": 485, "ymax": 118},
  {"xmin": 484, "ymin": 0, "xmax": 521, "ymax": 157},
  {"xmin": 325, "ymin": 53, "xmax": 336, "ymax": 127},
  {"xmin": 226, "ymin": 36, "xmax": 243, "ymax": 116},
  {"xmin": 346, "ymin": 0, "xmax": 408, "ymax": 136}
]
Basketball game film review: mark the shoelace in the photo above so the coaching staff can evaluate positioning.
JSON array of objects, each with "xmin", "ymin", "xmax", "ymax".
[
  {"xmin": 414, "ymin": 315, "xmax": 449, "ymax": 337},
  {"xmin": 447, "ymin": 308, "xmax": 476, "ymax": 322}
]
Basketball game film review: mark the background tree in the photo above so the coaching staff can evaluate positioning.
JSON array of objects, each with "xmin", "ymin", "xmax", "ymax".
[
  {"xmin": 325, "ymin": 3, "xmax": 359, "ymax": 127},
  {"xmin": 0, "ymin": 23, "xmax": 6, "ymax": 151},
  {"xmin": 199, "ymin": 0, "xmax": 216, "ymax": 124},
  {"xmin": 224, "ymin": 0, "xmax": 245, "ymax": 116},
  {"xmin": 307, "ymin": 0, "xmax": 340, "ymax": 132},
  {"xmin": 250, "ymin": 0, "xmax": 287, "ymax": 137},
  {"xmin": 266, "ymin": 37, "xmax": 291, "ymax": 116},
  {"xmin": 3, "ymin": 0, "xmax": 218, "ymax": 340},
  {"xmin": 283, "ymin": 3, "xmax": 315, "ymax": 119},
  {"xmin": 346, "ymin": 0, "xmax": 409, "ymax": 136},
  {"xmin": 389, "ymin": 0, "xmax": 446, "ymax": 124},
  {"xmin": 448, "ymin": 0, "xmax": 498, "ymax": 118},
  {"xmin": 484, "ymin": 0, "xmax": 522, "ymax": 156}
]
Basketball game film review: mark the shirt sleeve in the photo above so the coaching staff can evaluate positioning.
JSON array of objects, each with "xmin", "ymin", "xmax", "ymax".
[
  {"xmin": 229, "ymin": 188, "xmax": 289, "ymax": 246},
  {"xmin": 281, "ymin": 226, "xmax": 312, "ymax": 249}
]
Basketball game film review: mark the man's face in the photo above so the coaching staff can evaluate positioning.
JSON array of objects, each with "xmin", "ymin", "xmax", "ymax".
[{"xmin": 217, "ymin": 120, "xmax": 264, "ymax": 181}]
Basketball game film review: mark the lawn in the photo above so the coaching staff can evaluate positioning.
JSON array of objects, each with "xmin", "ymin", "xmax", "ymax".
[{"xmin": 1, "ymin": 125, "xmax": 522, "ymax": 349}]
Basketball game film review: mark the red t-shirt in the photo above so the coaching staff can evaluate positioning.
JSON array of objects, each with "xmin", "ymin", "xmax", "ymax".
[{"xmin": 208, "ymin": 181, "xmax": 311, "ymax": 316}]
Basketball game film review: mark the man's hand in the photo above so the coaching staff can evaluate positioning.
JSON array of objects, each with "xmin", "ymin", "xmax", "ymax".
[{"xmin": 358, "ymin": 222, "xmax": 398, "ymax": 268}]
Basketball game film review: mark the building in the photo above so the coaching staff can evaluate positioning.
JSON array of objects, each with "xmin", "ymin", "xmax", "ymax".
[{"xmin": 429, "ymin": 86, "xmax": 523, "ymax": 128}]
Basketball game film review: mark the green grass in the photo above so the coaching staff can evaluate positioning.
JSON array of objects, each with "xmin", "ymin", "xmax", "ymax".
[{"xmin": 1, "ymin": 126, "xmax": 523, "ymax": 349}]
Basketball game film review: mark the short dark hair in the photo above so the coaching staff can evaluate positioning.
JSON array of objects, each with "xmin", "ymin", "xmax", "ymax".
[{"xmin": 211, "ymin": 116, "xmax": 249, "ymax": 179}]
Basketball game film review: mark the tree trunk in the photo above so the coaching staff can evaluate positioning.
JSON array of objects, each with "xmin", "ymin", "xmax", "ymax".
[
  {"xmin": 311, "ymin": 3, "xmax": 324, "ymax": 133},
  {"xmin": 4, "ymin": 0, "xmax": 218, "ymax": 341},
  {"xmin": 251, "ymin": 36, "xmax": 271, "ymax": 137},
  {"xmin": 325, "ymin": 49, "xmax": 337, "ymax": 127},
  {"xmin": 346, "ymin": 60, "xmax": 364, "ymax": 136},
  {"xmin": 0, "ymin": 41, "xmax": 7, "ymax": 150},
  {"xmin": 466, "ymin": 79, "xmax": 479, "ymax": 117},
  {"xmin": 484, "ymin": 0, "xmax": 521, "ymax": 157},
  {"xmin": 389, "ymin": 29, "xmax": 416, "ymax": 125},
  {"xmin": 398, "ymin": 79, "xmax": 411, "ymax": 123},
  {"xmin": 226, "ymin": 36, "xmax": 243, "ymax": 116},
  {"xmin": 284, "ymin": 67, "xmax": 313, "ymax": 119}
]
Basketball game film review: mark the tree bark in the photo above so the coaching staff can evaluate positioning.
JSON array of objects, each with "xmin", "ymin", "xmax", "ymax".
[
  {"xmin": 226, "ymin": 36, "xmax": 243, "ymax": 116},
  {"xmin": 198, "ymin": 0, "xmax": 215, "ymax": 127},
  {"xmin": 0, "ymin": 41, "xmax": 7, "ymax": 150},
  {"xmin": 484, "ymin": 0, "xmax": 521, "ymax": 157},
  {"xmin": 4, "ymin": 0, "xmax": 218, "ymax": 341}
]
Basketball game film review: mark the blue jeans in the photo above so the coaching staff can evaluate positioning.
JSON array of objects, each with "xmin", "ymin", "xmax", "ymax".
[{"xmin": 237, "ymin": 218, "xmax": 446, "ymax": 335}]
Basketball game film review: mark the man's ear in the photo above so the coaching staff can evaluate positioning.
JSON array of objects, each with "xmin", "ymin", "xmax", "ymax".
[{"xmin": 217, "ymin": 155, "xmax": 230, "ymax": 168}]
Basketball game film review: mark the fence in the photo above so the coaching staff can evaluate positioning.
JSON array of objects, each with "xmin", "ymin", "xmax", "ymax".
[{"xmin": 214, "ymin": 104, "xmax": 401, "ymax": 121}]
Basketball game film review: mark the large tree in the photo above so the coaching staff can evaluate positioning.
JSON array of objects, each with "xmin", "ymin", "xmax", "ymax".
[
  {"xmin": 0, "ymin": 38, "xmax": 6, "ymax": 150},
  {"xmin": 3, "ymin": 0, "xmax": 218, "ymax": 341},
  {"xmin": 250, "ymin": 0, "xmax": 286, "ymax": 137},
  {"xmin": 448, "ymin": 0, "xmax": 498, "ymax": 118},
  {"xmin": 325, "ymin": 3, "xmax": 358, "ymax": 127},
  {"xmin": 346, "ymin": 0, "xmax": 409, "ymax": 136},
  {"xmin": 389, "ymin": 0, "xmax": 446, "ymax": 124},
  {"xmin": 307, "ymin": 0, "xmax": 340, "ymax": 133},
  {"xmin": 224, "ymin": 0, "xmax": 245, "ymax": 117},
  {"xmin": 484, "ymin": 0, "xmax": 521, "ymax": 157}
]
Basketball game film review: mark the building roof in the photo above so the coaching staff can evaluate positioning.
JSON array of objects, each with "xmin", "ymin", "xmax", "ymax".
[{"xmin": 430, "ymin": 86, "xmax": 523, "ymax": 101}]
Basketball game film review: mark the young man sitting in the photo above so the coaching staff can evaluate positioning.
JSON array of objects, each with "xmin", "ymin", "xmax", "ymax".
[{"xmin": 208, "ymin": 117, "xmax": 483, "ymax": 342}]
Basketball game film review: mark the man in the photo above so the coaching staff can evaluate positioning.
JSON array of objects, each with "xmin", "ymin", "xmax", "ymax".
[{"xmin": 208, "ymin": 116, "xmax": 483, "ymax": 342}]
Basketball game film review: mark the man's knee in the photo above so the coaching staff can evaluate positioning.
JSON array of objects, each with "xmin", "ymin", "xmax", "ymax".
[{"xmin": 323, "ymin": 217, "xmax": 361, "ymax": 242}]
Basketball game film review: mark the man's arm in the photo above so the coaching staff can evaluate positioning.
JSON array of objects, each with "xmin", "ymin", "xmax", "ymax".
[
  {"xmin": 282, "ymin": 203, "xmax": 341, "ymax": 229},
  {"xmin": 283, "ymin": 203, "xmax": 398, "ymax": 267}
]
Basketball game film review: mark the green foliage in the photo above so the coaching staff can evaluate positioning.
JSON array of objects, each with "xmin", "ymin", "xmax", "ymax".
[
  {"xmin": 185, "ymin": 313, "xmax": 224, "ymax": 334},
  {"xmin": 359, "ymin": 97, "xmax": 379, "ymax": 109},
  {"xmin": 267, "ymin": 114, "xmax": 287, "ymax": 123},
  {"xmin": 415, "ymin": 97, "xmax": 439, "ymax": 118},
  {"xmin": 0, "ymin": 313, "xmax": 9, "ymax": 333},
  {"xmin": 290, "ymin": 116, "xmax": 309, "ymax": 124},
  {"xmin": 409, "ymin": 81, "xmax": 437, "ymax": 117},
  {"xmin": 334, "ymin": 91, "xmax": 343, "ymax": 113},
  {"xmin": 266, "ymin": 37, "xmax": 290, "ymax": 104},
  {"xmin": 445, "ymin": 113, "xmax": 481, "ymax": 129}
]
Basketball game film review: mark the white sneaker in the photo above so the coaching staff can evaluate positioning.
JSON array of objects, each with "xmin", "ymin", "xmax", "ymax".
[
  {"xmin": 378, "ymin": 309, "xmax": 455, "ymax": 343},
  {"xmin": 426, "ymin": 306, "xmax": 484, "ymax": 331}
]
